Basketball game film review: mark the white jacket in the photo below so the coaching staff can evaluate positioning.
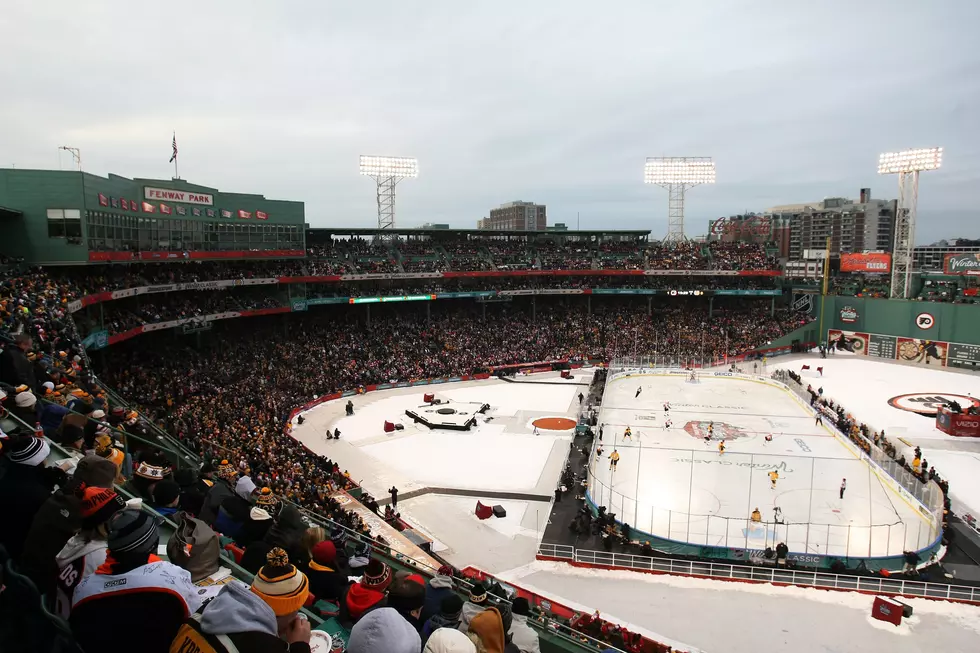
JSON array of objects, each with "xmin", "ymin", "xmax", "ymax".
[
  {"xmin": 509, "ymin": 614, "xmax": 541, "ymax": 653},
  {"xmin": 54, "ymin": 535, "xmax": 109, "ymax": 618},
  {"xmin": 72, "ymin": 560, "xmax": 202, "ymax": 615}
]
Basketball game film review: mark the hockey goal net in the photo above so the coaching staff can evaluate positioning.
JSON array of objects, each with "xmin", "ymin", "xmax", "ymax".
[{"xmin": 687, "ymin": 371, "xmax": 700, "ymax": 383}]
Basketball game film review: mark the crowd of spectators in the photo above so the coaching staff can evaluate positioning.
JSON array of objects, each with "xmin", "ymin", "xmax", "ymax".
[{"xmin": 707, "ymin": 242, "xmax": 779, "ymax": 271}]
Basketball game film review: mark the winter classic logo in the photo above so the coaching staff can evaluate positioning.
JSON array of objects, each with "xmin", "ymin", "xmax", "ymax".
[
  {"xmin": 839, "ymin": 306, "xmax": 859, "ymax": 323},
  {"xmin": 887, "ymin": 393, "xmax": 980, "ymax": 416}
]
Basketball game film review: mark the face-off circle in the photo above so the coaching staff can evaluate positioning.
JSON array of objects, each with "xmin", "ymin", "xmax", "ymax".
[{"xmin": 887, "ymin": 393, "xmax": 980, "ymax": 416}]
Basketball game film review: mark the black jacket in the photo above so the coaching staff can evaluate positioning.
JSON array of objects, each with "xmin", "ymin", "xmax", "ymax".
[
  {"xmin": 199, "ymin": 478, "xmax": 235, "ymax": 525},
  {"xmin": 306, "ymin": 560, "xmax": 348, "ymax": 603},
  {"xmin": 0, "ymin": 346, "xmax": 36, "ymax": 391},
  {"xmin": 0, "ymin": 461, "xmax": 55, "ymax": 562},
  {"xmin": 19, "ymin": 489, "xmax": 83, "ymax": 594}
]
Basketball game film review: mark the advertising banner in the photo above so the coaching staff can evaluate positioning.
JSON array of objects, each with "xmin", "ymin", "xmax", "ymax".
[
  {"xmin": 896, "ymin": 338, "xmax": 948, "ymax": 367},
  {"xmin": 840, "ymin": 252, "xmax": 891, "ymax": 273},
  {"xmin": 827, "ymin": 329, "xmax": 869, "ymax": 355},
  {"xmin": 81, "ymin": 330, "xmax": 109, "ymax": 351},
  {"xmin": 944, "ymin": 253, "xmax": 980, "ymax": 276},
  {"xmin": 948, "ymin": 342, "xmax": 980, "ymax": 366}
]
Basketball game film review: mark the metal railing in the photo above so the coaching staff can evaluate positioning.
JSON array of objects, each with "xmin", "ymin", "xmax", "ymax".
[{"xmin": 558, "ymin": 548, "xmax": 980, "ymax": 604}]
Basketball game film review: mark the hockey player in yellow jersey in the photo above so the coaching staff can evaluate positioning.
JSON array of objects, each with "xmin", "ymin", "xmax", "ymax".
[
  {"xmin": 609, "ymin": 449, "xmax": 621, "ymax": 470},
  {"xmin": 768, "ymin": 469, "xmax": 779, "ymax": 489}
]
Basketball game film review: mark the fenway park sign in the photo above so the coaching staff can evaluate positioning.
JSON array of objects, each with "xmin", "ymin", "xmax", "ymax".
[
  {"xmin": 944, "ymin": 253, "xmax": 980, "ymax": 276},
  {"xmin": 143, "ymin": 186, "xmax": 214, "ymax": 206}
]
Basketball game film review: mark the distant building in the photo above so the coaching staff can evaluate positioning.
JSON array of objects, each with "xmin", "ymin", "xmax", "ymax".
[
  {"xmin": 419, "ymin": 223, "xmax": 450, "ymax": 230},
  {"xmin": 480, "ymin": 201, "xmax": 546, "ymax": 231},
  {"xmin": 546, "ymin": 223, "xmax": 568, "ymax": 232},
  {"xmin": 913, "ymin": 242, "xmax": 980, "ymax": 272},
  {"xmin": 765, "ymin": 192, "xmax": 896, "ymax": 261}
]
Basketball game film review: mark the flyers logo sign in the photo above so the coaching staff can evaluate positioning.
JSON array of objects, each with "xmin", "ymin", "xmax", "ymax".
[
  {"xmin": 915, "ymin": 312, "xmax": 935, "ymax": 330},
  {"xmin": 887, "ymin": 393, "xmax": 980, "ymax": 416}
]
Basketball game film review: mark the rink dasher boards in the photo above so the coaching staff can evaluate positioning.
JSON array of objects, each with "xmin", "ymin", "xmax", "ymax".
[{"xmin": 588, "ymin": 369, "xmax": 936, "ymax": 559}]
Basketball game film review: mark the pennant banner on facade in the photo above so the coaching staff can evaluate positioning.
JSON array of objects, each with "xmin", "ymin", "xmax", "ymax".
[
  {"xmin": 206, "ymin": 209, "xmax": 216, "ymax": 217},
  {"xmin": 160, "ymin": 204, "xmax": 173, "ymax": 214},
  {"xmin": 192, "ymin": 208, "xmax": 202, "ymax": 216},
  {"xmin": 256, "ymin": 211, "xmax": 268, "ymax": 220},
  {"xmin": 110, "ymin": 197, "xmax": 118, "ymax": 208},
  {"xmin": 121, "ymin": 199, "xmax": 129, "ymax": 210},
  {"xmin": 98, "ymin": 194, "xmax": 108, "ymax": 206},
  {"xmin": 142, "ymin": 202, "xmax": 156, "ymax": 213},
  {"xmin": 220, "ymin": 209, "xmax": 232, "ymax": 218},
  {"xmin": 238, "ymin": 209, "xmax": 251, "ymax": 219},
  {"xmin": 176, "ymin": 205, "xmax": 186, "ymax": 216},
  {"xmin": 131, "ymin": 200, "xmax": 139, "ymax": 211}
]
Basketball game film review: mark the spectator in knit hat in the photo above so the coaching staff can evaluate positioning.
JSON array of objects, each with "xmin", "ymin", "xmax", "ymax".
[
  {"xmin": 240, "ymin": 503, "xmax": 308, "ymax": 574},
  {"xmin": 94, "ymin": 432, "xmax": 126, "ymax": 481},
  {"xmin": 199, "ymin": 459, "xmax": 238, "ymax": 525},
  {"xmin": 19, "ymin": 453, "xmax": 119, "ymax": 590},
  {"xmin": 71, "ymin": 509, "xmax": 203, "ymax": 653},
  {"xmin": 38, "ymin": 390, "xmax": 69, "ymax": 437},
  {"xmin": 423, "ymin": 594, "xmax": 465, "ymax": 644},
  {"xmin": 340, "ymin": 557, "xmax": 392, "ymax": 627},
  {"xmin": 122, "ymin": 451, "xmax": 172, "ymax": 502},
  {"xmin": 388, "ymin": 574, "xmax": 427, "ymax": 631},
  {"xmin": 213, "ymin": 475, "xmax": 257, "ymax": 538},
  {"xmin": 237, "ymin": 486, "xmax": 279, "ymax": 547},
  {"xmin": 0, "ymin": 332, "xmax": 36, "ymax": 390},
  {"xmin": 0, "ymin": 435, "xmax": 55, "ymax": 561},
  {"xmin": 421, "ymin": 565, "xmax": 457, "ymax": 625},
  {"xmin": 507, "ymin": 598, "xmax": 540, "ymax": 653},
  {"xmin": 424, "ymin": 627, "xmax": 476, "ymax": 653},
  {"xmin": 151, "ymin": 478, "xmax": 183, "ymax": 517},
  {"xmin": 349, "ymin": 607, "xmax": 421, "ymax": 653},
  {"xmin": 467, "ymin": 607, "xmax": 518, "ymax": 653},
  {"xmin": 169, "ymin": 573, "xmax": 312, "ymax": 653},
  {"xmin": 53, "ymin": 487, "xmax": 126, "ymax": 617},
  {"xmin": 11, "ymin": 389, "xmax": 38, "ymax": 425},
  {"xmin": 247, "ymin": 547, "xmax": 312, "ymax": 640},
  {"xmin": 307, "ymin": 539, "xmax": 348, "ymax": 603},
  {"xmin": 458, "ymin": 580, "xmax": 490, "ymax": 633}
]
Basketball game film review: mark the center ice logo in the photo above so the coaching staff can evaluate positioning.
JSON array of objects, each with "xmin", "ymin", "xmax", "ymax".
[
  {"xmin": 683, "ymin": 420, "xmax": 747, "ymax": 441},
  {"xmin": 887, "ymin": 392, "xmax": 980, "ymax": 416}
]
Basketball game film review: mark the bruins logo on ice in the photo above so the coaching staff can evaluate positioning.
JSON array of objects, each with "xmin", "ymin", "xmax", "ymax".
[
  {"xmin": 887, "ymin": 393, "xmax": 980, "ymax": 416},
  {"xmin": 683, "ymin": 421, "xmax": 747, "ymax": 441}
]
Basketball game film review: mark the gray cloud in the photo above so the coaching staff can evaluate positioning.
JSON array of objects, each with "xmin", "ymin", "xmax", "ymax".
[{"xmin": 2, "ymin": 0, "xmax": 977, "ymax": 241}]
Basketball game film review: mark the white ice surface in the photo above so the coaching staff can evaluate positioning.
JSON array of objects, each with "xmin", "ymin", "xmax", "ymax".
[
  {"xmin": 397, "ymin": 495, "xmax": 551, "ymax": 572},
  {"xmin": 591, "ymin": 372, "xmax": 928, "ymax": 557},
  {"xmin": 500, "ymin": 560, "xmax": 980, "ymax": 653}
]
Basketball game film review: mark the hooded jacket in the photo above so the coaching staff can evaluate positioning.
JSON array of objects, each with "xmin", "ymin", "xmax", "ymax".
[
  {"xmin": 240, "ymin": 504, "xmax": 308, "ymax": 573},
  {"xmin": 424, "ymin": 628, "xmax": 476, "ymax": 653},
  {"xmin": 0, "ymin": 460, "xmax": 55, "ymax": 562},
  {"xmin": 423, "ymin": 612, "xmax": 462, "ymax": 643},
  {"xmin": 53, "ymin": 534, "xmax": 109, "ymax": 618},
  {"xmin": 168, "ymin": 581, "xmax": 311, "ymax": 653},
  {"xmin": 348, "ymin": 607, "xmax": 421, "ymax": 653},
  {"xmin": 421, "ymin": 574, "xmax": 455, "ymax": 624},
  {"xmin": 458, "ymin": 600, "xmax": 488, "ymax": 634},
  {"xmin": 508, "ymin": 614, "xmax": 541, "ymax": 653},
  {"xmin": 468, "ymin": 608, "xmax": 507, "ymax": 653}
]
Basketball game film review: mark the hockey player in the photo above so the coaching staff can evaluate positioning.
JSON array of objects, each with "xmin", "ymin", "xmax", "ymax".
[
  {"xmin": 764, "ymin": 433, "xmax": 773, "ymax": 445},
  {"xmin": 596, "ymin": 445, "xmax": 604, "ymax": 460},
  {"xmin": 609, "ymin": 449, "xmax": 620, "ymax": 471},
  {"xmin": 663, "ymin": 418, "xmax": 672, "ymax": 431},
  {"xmin": 718, "ymin": 439, "xmax": 726, "ymax": 455},
  {"xmin": 624, "ymin": 426, "xmax": 632, "ymax": 441},
  {"xmin": 635, "ymin": 386, "xmax": 642, "ymax": 398},
  {"xmin": 840, "ymin": 478, "xmax": 847, "ymax": 499},
  {"xmin": 769, "ymin": 469, "xmax": 779, "ymax": 489},
  {"xmin": 773, "ymin": 506, "xmax": 783, "ymax": 524},
  {"xmin": 663, "ymin": 402, "xmax": 670, "ymax": 413}
]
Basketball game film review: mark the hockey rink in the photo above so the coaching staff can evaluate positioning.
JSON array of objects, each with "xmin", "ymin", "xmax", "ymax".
[{"xmin": 590, "ymin": 371, "xmax": 934, "ymax": 558}]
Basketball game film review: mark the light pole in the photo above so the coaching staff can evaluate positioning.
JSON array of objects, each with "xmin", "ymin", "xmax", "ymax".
[
  {"xmin": 359, "ymin": 155, "xmax": 418, "ymax": 233},
  {"xmin": 877, "ymin": 147, "xmax": 942, "ymax": 299},
  {"xmin": 644, "ymin": 157, "xmax": 716, "ymax": 242}
]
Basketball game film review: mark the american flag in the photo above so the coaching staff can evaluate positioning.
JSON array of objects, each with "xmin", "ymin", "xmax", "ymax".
[{"xmin": 169, "ymin": 133, "xmax": 178, "ymax": 163}]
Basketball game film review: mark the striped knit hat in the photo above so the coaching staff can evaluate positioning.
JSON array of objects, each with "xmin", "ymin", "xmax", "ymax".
[
  {"xmin": 217, "ymin": 459, "xmax": 238, "ymax": 481},
  {"xmin": 107, "ymin": 509, "xmax": 159, "ymax": 556},
  {"xmin": 7, "ymin": 436, "xmax": 50, "ymax": 466},
  {"xmin": 255, "ymin": 487, "xmax": 279, "ymax": 507},
  {"xmin": 250, "ymin": 548, "xmax": 310, "ymax": 616}
]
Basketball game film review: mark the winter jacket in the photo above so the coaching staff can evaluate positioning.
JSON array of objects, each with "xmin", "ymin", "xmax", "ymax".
[
  {"xmin": 423, "ymin": 613, "xmax": 462, "ymax": 644},
  {"xmin": 348, "ymin": 607, "xmax": 420, "ymax": 653},
  {"xmin": 424, "ymin": 627, "xmax": 476, "ymax": 653},
  {"xmin": 0, "ymin": 460, "xmax": 55, "ymax": 561},
  {"xmin": 168, "ymin": 581, "xmax": 311, "ymax": 653},
  {"xmin": 235, "ymin": 507, "xmax": 274, "ymax": 548},
  {"xmin": 240, "ymin": 504, "xmax": 308, "ymax": 574},
  {"xmin": 307, "ymin": 560, "xmax": 348, "ymax": 603},
  {"xmin": 213, "ymin": 493, "xmax": 252, "ymax": 539},
  {"xmin": 421, "ymin": 574, "xmax": 456, "ymax": 625},
  {"xmin": 39, "ymin": 402, "xmax": 69, "ymax": 437},
  {"xmin": 71, "ymin": 560, "xmax": 203, "ymax": 653},
  {"xmin": 458, "ymin": 601, "xmax": 488, "ymax": 633},
  {"xmin": 508, "ymin": 614, "xmax": 541, "ymax": 653},
  {"xmin": 0, "ymin": 346, "xmax": 36, "ymax": 390},
  {"xmin": 53, "ymin": 535, "xmax": 109, "ymax": 618},
  {"xmin": 339, "ymin": 582, "xmax": 387, "ymax": 628},
  {"xmin": 198, "ymin": 478, "xmax": 235, "ymax": 525},
  {"xmin": 19, "ymin": 489, "xmax": 84, "ymax": 594}
]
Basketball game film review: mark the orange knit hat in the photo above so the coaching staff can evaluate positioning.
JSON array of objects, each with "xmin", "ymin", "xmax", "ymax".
[{"xmin": 250, "ymin": 548, "xmax": 310, "ymax": 616}]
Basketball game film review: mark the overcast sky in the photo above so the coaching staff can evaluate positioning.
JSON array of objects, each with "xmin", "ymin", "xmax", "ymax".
[{"xmin": 3, "ymin": 1, "xmax": 978, "ymax": 241}]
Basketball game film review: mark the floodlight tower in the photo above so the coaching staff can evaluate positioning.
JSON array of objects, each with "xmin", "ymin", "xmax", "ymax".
[
  {"xmin": 644, "ymin": 157, "xmax": 715, "ymax": 242},
  {"xmin": 359, "ymin": 155, "xmax": 418, "ymax": 233},
  {"xmin": 878, "ymin": 147, "xmax": 942, "ymax": 299}
]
